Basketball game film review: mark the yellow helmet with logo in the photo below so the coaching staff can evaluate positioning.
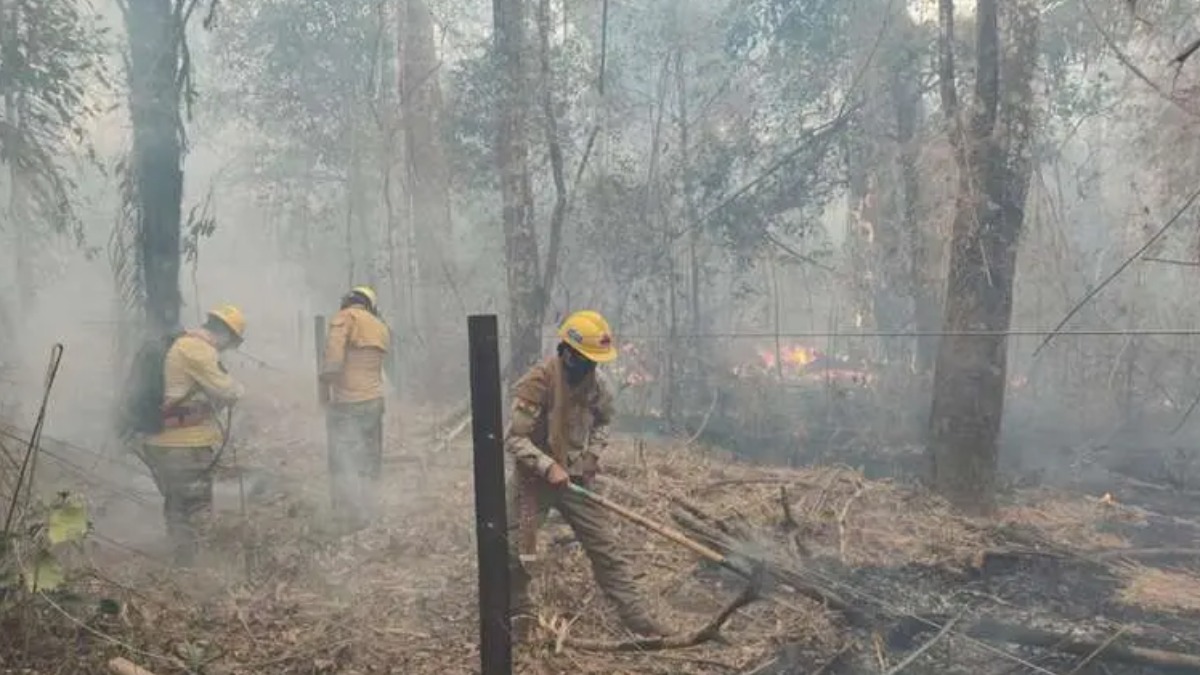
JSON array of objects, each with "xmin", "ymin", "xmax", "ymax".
[
  {"xmin": 557, "ymin": 310, "xmax": 617, "ymax": 363},
  {"xmin": 207, "ymin": 304, "xmax": 246, "ymax": 339},
  {"xmin": 351, "ymin": 285, "xmax": 378, "ymax": 311}
]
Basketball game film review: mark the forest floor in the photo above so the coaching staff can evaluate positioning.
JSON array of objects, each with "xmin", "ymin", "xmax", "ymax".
[{"xmin": 5, "ymin": 370, "xmax": 1200, "ymax": 674}]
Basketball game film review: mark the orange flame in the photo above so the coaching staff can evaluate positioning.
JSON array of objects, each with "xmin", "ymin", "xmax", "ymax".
[{"xmin": 757, "ymin": 344, "xmax": 818, "ymax": 370}]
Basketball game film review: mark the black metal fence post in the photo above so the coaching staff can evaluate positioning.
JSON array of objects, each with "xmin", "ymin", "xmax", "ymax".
[{"xmin": 468, "ymin": 314, "xmax": 512, "ymax": 674}]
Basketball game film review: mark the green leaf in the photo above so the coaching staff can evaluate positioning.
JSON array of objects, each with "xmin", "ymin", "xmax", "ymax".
[
  {"xmin": 98, "ymin": 598, "xmax": 121, "ymax": 615},
  {"xmin": 47, "ymin": 495, "xmax": 88, "ymax": 545},
  {"xmin": 26, "ymin": 550, "xmax": 64, "ymax": 592}
]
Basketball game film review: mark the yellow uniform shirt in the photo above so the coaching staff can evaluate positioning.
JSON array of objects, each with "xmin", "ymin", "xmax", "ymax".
[
  {"xmin": 323, "ymin": 306, "xmax": 391, "ymax": 403},
  {"xmin": 146, "ymin": 331, "xmax": 245, "ymax": 448}
]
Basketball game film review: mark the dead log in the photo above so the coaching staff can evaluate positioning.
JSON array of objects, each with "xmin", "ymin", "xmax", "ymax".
[
  {"xmin": 966, "ymin": 618, "xmax": 1200, "ymax": 672},
  {"xmin": 562, "ymin": 580, "xmax": 758, "ymax": 652},
  {"xmin": 107, "ymin": 657, "xmax": 159, "ymax": 675}
]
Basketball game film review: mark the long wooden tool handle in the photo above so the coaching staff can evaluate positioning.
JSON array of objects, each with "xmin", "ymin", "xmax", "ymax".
[{"xmin": 568, "ymin": 483, "xmax": 744, "ymax": 574}]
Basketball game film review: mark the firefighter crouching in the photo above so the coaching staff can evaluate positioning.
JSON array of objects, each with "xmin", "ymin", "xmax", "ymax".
[
  {"xmin": 320, "ymin": 285, "xmax": 390, "ymax": 533},
  {"xmin": 505, "ymin": 310, "xmax": 671, "ymax": 639},
  {"xmin": 143, "ymin": 305, "xmax": 246, "ymax": 566}
]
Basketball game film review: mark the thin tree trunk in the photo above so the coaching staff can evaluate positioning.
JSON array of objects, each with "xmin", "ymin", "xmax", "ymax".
[
  {"xmin": 495, "ymin": 0, "xmax": 541, "ymax": 373},
  {"xmin": 677, "ymin": 44, "xmax": 705, "ymax": 410},
  {"xmin": 125, "ymin": 0, "xmax": 185, "ymax": 337},
  {"xmin": 400, "ymin": 0, "xmax": 458, "ymax": 397},
  {"xmin": 536, "ymin": 0, "xmax": 566, "ymax": 314},
  {"xmin": 927, "ymin": 0, "xmax": 1040, "ymax": 513}
]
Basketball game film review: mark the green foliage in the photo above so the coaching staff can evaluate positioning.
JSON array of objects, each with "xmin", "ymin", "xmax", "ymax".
[
  {"xmin": 1, "ymin": 492, "xmax": 90, "ymax": 600},
  {"xmin": 0, "ymin": 0, "xmax": 109, "ymax": 242},
  {"xmin": 211, "ymin": 0, "xmax": 389, "ymax": 173}
]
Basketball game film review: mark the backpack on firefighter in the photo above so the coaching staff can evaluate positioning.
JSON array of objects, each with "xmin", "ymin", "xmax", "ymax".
[{"xmin": 115, "ymin": 330, "xmax": 185, "ymax": 441}]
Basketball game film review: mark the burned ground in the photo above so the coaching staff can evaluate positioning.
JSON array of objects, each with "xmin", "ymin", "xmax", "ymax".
[{"xmin": 4, "ymin": 374, "xmax": 1200, "ymax": 674}]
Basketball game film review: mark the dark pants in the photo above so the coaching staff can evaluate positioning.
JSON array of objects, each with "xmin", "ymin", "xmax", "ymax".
[
  {"xmin": 326, "ymin": 398, "xmax": 384, "ymax": 530},
  {"xmin": 142, "ymin": 445, "xmax": 215, "ymax": 566},
  {"xmin": 506, "ymin": 472, "xmax": 654, "ymax": 632}
]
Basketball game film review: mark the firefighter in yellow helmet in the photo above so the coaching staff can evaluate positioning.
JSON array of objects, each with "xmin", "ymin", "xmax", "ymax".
[
  {"xmin": 505, "ymin": 310, "xmax": 671, "ymax": 639},
  {"xmin": 143, "ymin": 304, "xmax": 246, "ymax": 565},
  {"xmin": 321, "ymin": 285, "xmax": 391, "ymax": 532}
]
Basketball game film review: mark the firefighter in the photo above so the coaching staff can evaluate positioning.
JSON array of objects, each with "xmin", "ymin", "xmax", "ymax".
[
  {"xmin": 506, "ymin": 310, "xmax": 671, "ymax": 639},
  {"xmin": 320, "ymin": 285, "xmax": 390, "ymax": 532},
  {"xmin": 143, "ymin": 304, "xmax": 246, "ymax": 566}
]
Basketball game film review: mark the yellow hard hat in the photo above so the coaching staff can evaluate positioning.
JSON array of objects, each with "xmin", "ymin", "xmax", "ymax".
[
  {"xmin": 351, "ymin": 285, "xmax": 378, "ymax": 310},
  {"xmin": 207, "ymin": 304, "xmax": 246, "ymax": 339},
  {"xmin": 557, "ymin": 310, "xmax": 617, "ymax": 363}
]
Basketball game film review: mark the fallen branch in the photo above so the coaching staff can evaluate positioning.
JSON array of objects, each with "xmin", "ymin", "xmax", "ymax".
[
  {"xmin": 107, "ymin": 657, "xmax": 158, "ymax": 675},
  {"xmin": 669, "ymin": 507, "xmax": 871, "ymax": 626},
  {"xmin": 967, "ymin": 618, "xmax": 1200, "ymax": 672},
  {"xmin": 1092, "ymin": 547, "xmax": 1200, "ymax": 561},
  {"xmin": 562, "ymin": 582, "xmax": 758, "ymax": 652},
  {"xmin": 883, "ymin": 613, "xmax": 962, "ymax": 675},
  {"xmin": 1064, "ymin": 625, "xmax": 1131, "ymax": 675}
]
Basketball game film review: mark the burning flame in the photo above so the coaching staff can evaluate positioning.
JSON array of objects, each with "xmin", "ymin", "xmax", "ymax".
[{"xmin": 757, "ymin": 344, "xmax": 819, "ymax": 370}]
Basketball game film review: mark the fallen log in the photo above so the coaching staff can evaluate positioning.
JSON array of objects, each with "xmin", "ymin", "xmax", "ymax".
[
  {"xmin": 107, "ymin": 657, "xmax": 159, "ymax": 675},
  {"xmin": 966, "ymin": 618, "xmax": 1200, "ymax": 672}
]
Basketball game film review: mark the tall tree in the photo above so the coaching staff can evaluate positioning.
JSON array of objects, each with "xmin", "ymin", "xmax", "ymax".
[
  {"xmin": 494, "ymin": 0, "xmax": 541, "ymax": 373},
  {"xmin": 0, "ymin": 0, "xmax": 104, "ymax": 345},
  {"xmin": 928, "ymin": 0, "xmax": 1041, "ymax": 512},
  {"xmin": 121, "ymin": 0, "xmax": 197, "ymax": 335},
  {"xmin": 398, "ymin": 0, "xmax": 457, "ymax": 397}
]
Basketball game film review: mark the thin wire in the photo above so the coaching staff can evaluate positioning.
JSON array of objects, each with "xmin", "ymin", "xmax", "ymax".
[
  {"xmin": 39, "ymin": 590, "xmax": 181, "ymax": 667},
  {"xmin": 616, "ymin": 328, "xmax": 1200, "ymax": 339}
]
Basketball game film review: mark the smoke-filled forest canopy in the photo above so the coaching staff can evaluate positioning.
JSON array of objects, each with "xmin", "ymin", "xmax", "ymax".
[{"xmin": 8, "ymin": 0, "xmax": 1200, "ymax": 673}]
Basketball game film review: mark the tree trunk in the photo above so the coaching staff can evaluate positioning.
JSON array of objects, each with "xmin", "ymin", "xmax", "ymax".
[
  {"xmin": 400, "ymin": 0, "xmax": 458, "ymax": 399},
  {"xmin": 125, "ymin": 0, "xmax": 185, "ymax": 337},
  {"xmin": 494, "ymin": 0, "xmax": 541, "ymax": 373},
  {"xmin": 927, "ymin": 0, "xmax": 1039, "ymax": 513}
]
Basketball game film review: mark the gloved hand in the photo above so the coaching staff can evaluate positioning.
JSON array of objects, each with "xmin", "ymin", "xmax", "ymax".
[
  {"xmin": 573, "ymin": 450, "xmax": 600, "ymax": 489},
  {"xmin": 545, "ymin": 462, "xmax": 571, "ymax": 488}
]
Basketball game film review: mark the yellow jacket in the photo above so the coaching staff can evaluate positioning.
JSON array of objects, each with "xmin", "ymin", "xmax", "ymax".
[
  {"xmin": 323, "ymin": 306, "xmax": 390, "ymax": 403},
  {"xmin": 146, "ymin": 331, "xmax": 245, "ymax": 448}
]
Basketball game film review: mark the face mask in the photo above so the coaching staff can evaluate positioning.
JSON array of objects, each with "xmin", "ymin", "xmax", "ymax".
[{"xmin": 561, "ymin": 348, "xmax": 595, "ymax": 385}]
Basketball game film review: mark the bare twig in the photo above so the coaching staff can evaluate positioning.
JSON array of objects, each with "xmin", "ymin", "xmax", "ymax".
[
  {"xmin": 1174, "ymin": 37, "xmax": 1200, "ymax": 67},
  {"xmin": 837, "ymin": 482, "xmax": 869, "ymax": 562},
  {"xmin": 1034, "ymin": 182, "xmax": 1200, "ymax": 356},
  {"xmin": 108, "ymin": 657, "xmax": 159, "ymax": 675},
  {"xmin": 562, "ymin": 582, "xmax": 758, "ymax": 652},
  {"xmin": 883, "ymin": 613, "xmax": 963, "ymax": 675},
  {"xmin": 1142, "ymin": 256, "xmax": 1200, "ymax": 267},
  {"xmin": 682, "ymin": 388, "xmax": 719, "ymax": 447},
  {"xmin": 814, "ymin": 643, "xmax": 853, "ymax": 675},
  {"xmin": 1081, "ymin": 0, "xmax": 1197, "ymax": 118},
  {"xmin": 1064, "ymin": 625, "xmax": 1132, "ymax": 675},
  {"xmin": 3, "ymin": 344, "xmax": 64, "ymax": 536}
]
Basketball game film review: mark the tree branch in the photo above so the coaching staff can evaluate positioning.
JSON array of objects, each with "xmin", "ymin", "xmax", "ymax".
[
  {"xmin": 1033, "ymin": 181, "xmax": 1200, "ymax": 356},
  {"xmin": 559, "ymin": 582, "xmax": 758, "ymax": 652}
]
